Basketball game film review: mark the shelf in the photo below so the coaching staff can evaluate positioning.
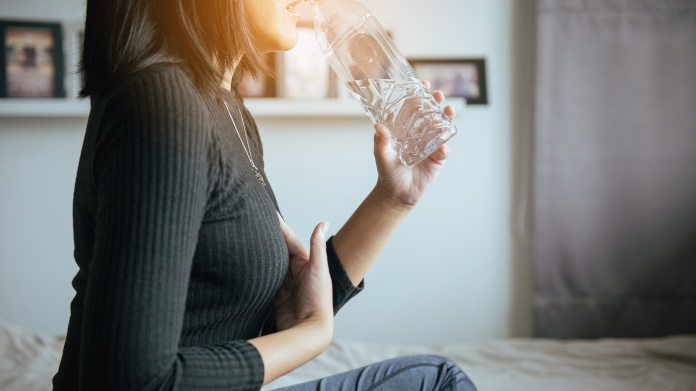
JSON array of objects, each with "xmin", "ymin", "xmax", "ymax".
[
  {"xmin": 0, "ymin": 98, "xmax": 366, "ymax": 119},
  {"xmin": 0, "ymin": 99, "xmax": 90, "ymax": 118},
  {"xmin": 0, "ymin": 97, "xmax": 465, "ymax": 119},
  {"xmin": 245, "ymin": 99, "xmax": 365, "ymax": 118}
]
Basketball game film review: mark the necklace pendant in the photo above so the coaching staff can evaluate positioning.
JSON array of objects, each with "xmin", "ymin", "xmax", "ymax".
[
  {"xmin": 256, "ymin": 172, "xmax": 267, "ymax": 187},
  {"xmin": 251, "ymin": 164, "xmax": 267, "ymax": 187}
]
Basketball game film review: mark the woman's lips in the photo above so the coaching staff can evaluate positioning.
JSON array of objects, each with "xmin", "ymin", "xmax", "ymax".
[{"xmin": 287, "ymin": 0, "xmax": 303, "ymax": 16}]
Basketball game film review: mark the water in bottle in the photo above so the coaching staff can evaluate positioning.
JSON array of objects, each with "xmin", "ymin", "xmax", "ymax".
[{"xmin": 310, "ymin": 0, "xmax": 457, "ymax": 167}]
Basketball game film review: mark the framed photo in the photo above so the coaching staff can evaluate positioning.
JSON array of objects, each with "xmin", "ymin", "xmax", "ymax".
[
  {"xmin": 0, "ymin": 20, "xmax": 65, "ymax": 98},
  {"xmin": 409, "ymin": 58, "xmax": 488, "ymax": 105},
  {"xmin": 240, "ymin": 52, "xmax": 277, "ymax": 98},
  {"xmin": 277, "ymin": 24, "xmax": 336, "ymax": 99}
]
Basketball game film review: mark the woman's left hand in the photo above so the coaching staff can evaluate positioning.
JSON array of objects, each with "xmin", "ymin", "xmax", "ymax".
[
  {"xmin": 272, "ymin": 213, "xmax": 334, "ymax": 334},
  {"xmin": 373, "ymin": 81, "xmax": 456, "ymax": 206}
]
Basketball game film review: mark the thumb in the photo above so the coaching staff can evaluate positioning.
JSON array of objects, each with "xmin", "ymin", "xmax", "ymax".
[
  {"xmin": 373, "ymin": 123, "xmax": 393, "ymax": 163},
  {"xmin": 308, "ymin": 222, "xmax": 329, "ymax": 271}
]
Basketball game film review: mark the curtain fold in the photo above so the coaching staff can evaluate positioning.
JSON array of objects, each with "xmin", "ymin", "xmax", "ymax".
[{"xmin": 533, "ymin": 0, "xmax": 696, "ymax": 338}]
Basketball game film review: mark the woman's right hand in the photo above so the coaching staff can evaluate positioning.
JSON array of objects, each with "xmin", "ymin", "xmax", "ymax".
[{"xmin": 272, "ymin": 214, "xmax": 334, "ymax": 336}]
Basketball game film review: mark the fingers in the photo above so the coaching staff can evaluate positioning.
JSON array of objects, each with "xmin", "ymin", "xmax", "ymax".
[
  {"xmin": 443, "ymin": 104, "xmax": 456, "ymax": 121},
  {"xmin": 432, "ymin": 93, "xmax": 456, "ymax": 121},
  {"xmin": 421, "ymin": 80, "xmax": 452, "ymax": 119},
  {"xmin": 430, "ymin": 88, "xmax": 457, "ymax": 120},
  {"xmin": 277, "ymin": 212, "xmax": 309, "ymax": 258},
  {"xmin": 432, "ymin": 90, "xmax": 445, "ymax": 104},
  {"xmin": 428, "ymin": 144, "xmax": 449, "ymax": 166},
  {"xmin": 421, "ymin": 79, "xmax": 444, "ymax": 103}
]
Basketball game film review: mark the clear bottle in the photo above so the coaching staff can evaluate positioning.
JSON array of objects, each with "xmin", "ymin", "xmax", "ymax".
[{"xmin": 310, "ymin": 0, "xmax": 458, "ymax": 167}]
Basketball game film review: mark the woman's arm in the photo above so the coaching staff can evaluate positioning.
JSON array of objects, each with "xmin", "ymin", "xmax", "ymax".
[
  {"xmin": 332, "ymin": 87, "xmax": 456, "ymax": 286},
  {"xmin": 249, "ymin": 315, "xmax": 332, "ymax": 385},
  {"xmin": 332, "ymin": 184, "xmax": 414, "ymax": 287}
]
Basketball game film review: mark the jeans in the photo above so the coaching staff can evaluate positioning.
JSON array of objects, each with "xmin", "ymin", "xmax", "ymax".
[{"xmin": 275, "ymin": 355, "xmax": 477, "ymax": 391}]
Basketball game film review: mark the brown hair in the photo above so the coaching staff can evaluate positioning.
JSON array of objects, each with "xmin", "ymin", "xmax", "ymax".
[{"xmin": 79, "ymin": 0, "xmax": 271, "ymax": 98}]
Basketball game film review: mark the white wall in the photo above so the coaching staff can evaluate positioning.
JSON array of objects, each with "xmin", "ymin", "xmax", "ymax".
[{"xmin": 0, "ymin": 0, "xmax": 536, "ymax": 344}]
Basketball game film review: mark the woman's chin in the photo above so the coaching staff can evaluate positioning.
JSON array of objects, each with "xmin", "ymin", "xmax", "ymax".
[
  {"xmin": 277, "ymin": 32, "xmax": 300, "ymax": 52},
  {"xmin": 279, "ymin": 41, "xmax": 299, "ymax": 52},
  {"xmin": 256, "ymin": 25, "xmax": 299, "ymax": 53}
]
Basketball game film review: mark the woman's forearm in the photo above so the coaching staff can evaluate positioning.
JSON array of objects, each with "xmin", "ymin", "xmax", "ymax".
[
  {"xmin": 332, "ymin": 185, "xmax": 414, "ymax": 287},
  {"xmin": 248, "ymin": 317, "xmax": 333, "ymax": 386}
]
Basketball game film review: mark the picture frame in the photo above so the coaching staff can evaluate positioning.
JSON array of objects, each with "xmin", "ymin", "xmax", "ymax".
[
  {"xmin": 0, "ymin": 20, "xmax": 65, "ymax": 98},
  {"xmin": 277, "ymin": 23, "xmax": 336, "ymax": 99},
  {"xmin": 409, "ymin": 58, "xmax": 488, "ymax": 105}
]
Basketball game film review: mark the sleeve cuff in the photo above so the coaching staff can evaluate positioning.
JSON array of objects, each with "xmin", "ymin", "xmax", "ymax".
[
  {"xmin": 326, "ymin": 236, "xmax": 364, "ymax": 314},
  {"xmin": 236, "ymin": 340, "xmax": 265, "ymax": 390}
]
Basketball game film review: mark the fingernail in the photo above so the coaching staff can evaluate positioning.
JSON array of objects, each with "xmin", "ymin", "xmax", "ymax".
[{"xmin": 321, "ymin": 222, "xmax": 330, "ymax": 237}]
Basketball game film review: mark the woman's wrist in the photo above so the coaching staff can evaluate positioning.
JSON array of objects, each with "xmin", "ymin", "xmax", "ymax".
[
  {"xmin": 296, "ymin": 315, "xmax": 334, "ymax": 351},
  {"xmin": 249, "ymin": 316, "xmax": 333, "ymax": 385},
  {"xmin": 372, "ymin": 183, "xmax": 417, "ymax": 212}
]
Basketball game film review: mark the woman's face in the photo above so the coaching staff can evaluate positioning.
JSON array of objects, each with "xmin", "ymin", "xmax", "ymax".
[{"xmin": 243, "ymin": 0, "xmax": 303, "ymax": 52}]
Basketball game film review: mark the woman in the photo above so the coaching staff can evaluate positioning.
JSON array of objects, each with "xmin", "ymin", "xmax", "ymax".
[{"xmin": 52, "ymin": 0, "xmax": 476, "ymax": 390}]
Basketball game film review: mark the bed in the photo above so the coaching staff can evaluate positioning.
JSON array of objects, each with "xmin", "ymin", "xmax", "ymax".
[{"xmin": 2, "ymin": 318, "xmax": 695, "ymax": 391}]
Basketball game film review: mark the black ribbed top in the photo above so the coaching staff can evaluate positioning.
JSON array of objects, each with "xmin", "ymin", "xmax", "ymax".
[{"xmin": 52, "ymin": 64, "xmax": 362, "ymax": 391}]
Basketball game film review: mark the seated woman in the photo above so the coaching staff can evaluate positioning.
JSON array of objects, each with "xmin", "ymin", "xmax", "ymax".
[{"xmin": 51, "ymin": 0, "xmax": 474, "ymax": 390}]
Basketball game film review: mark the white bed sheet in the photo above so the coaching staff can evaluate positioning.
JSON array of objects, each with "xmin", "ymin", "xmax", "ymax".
[
  {"xmin": 0, "ymin": 318, "xmax": 64, "ymax": 391},
  {"xmin": 264, "ymin": 337, "xmax": 696, "ymax": 390},
  {"xmin": 2, "ymin": 318, "xmax": 695, "ymax": 391}
]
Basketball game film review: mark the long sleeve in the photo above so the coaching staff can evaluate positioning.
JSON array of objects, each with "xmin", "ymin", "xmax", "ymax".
[{"xmin": 76, "ymin": 70, "xmax": 264, "ymax": 390}]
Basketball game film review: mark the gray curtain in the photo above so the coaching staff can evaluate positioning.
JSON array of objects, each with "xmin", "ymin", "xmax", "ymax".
[{"xmin": 533, "ymin": 0, "xmax": 696, "ymax": 338}]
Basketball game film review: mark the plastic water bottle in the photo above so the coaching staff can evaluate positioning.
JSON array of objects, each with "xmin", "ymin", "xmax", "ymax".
[{"xmin": 309, "ymin": 0, "xmax": 458, "ymax": 167}]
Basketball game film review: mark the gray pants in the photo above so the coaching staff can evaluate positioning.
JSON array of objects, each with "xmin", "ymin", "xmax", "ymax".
[{"xmin": 276, "ymin": 355, "xmax": 476, "ymax": 391}]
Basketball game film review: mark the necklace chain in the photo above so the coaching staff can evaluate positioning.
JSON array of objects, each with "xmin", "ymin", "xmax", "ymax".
[{"xmin": 223, "ymin": 101, "xmax": 266, "ymax": 187}]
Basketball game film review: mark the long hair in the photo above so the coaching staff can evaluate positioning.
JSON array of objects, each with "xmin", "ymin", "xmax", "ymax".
[{"xmin": 79, "ymin": 0, "xmax": 271, "ymax": 98}]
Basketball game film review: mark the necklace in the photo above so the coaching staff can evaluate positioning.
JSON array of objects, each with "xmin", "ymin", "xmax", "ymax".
[{"xmin": 223, "ymin": 101, "xmax": 266, "ymax": 187}]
